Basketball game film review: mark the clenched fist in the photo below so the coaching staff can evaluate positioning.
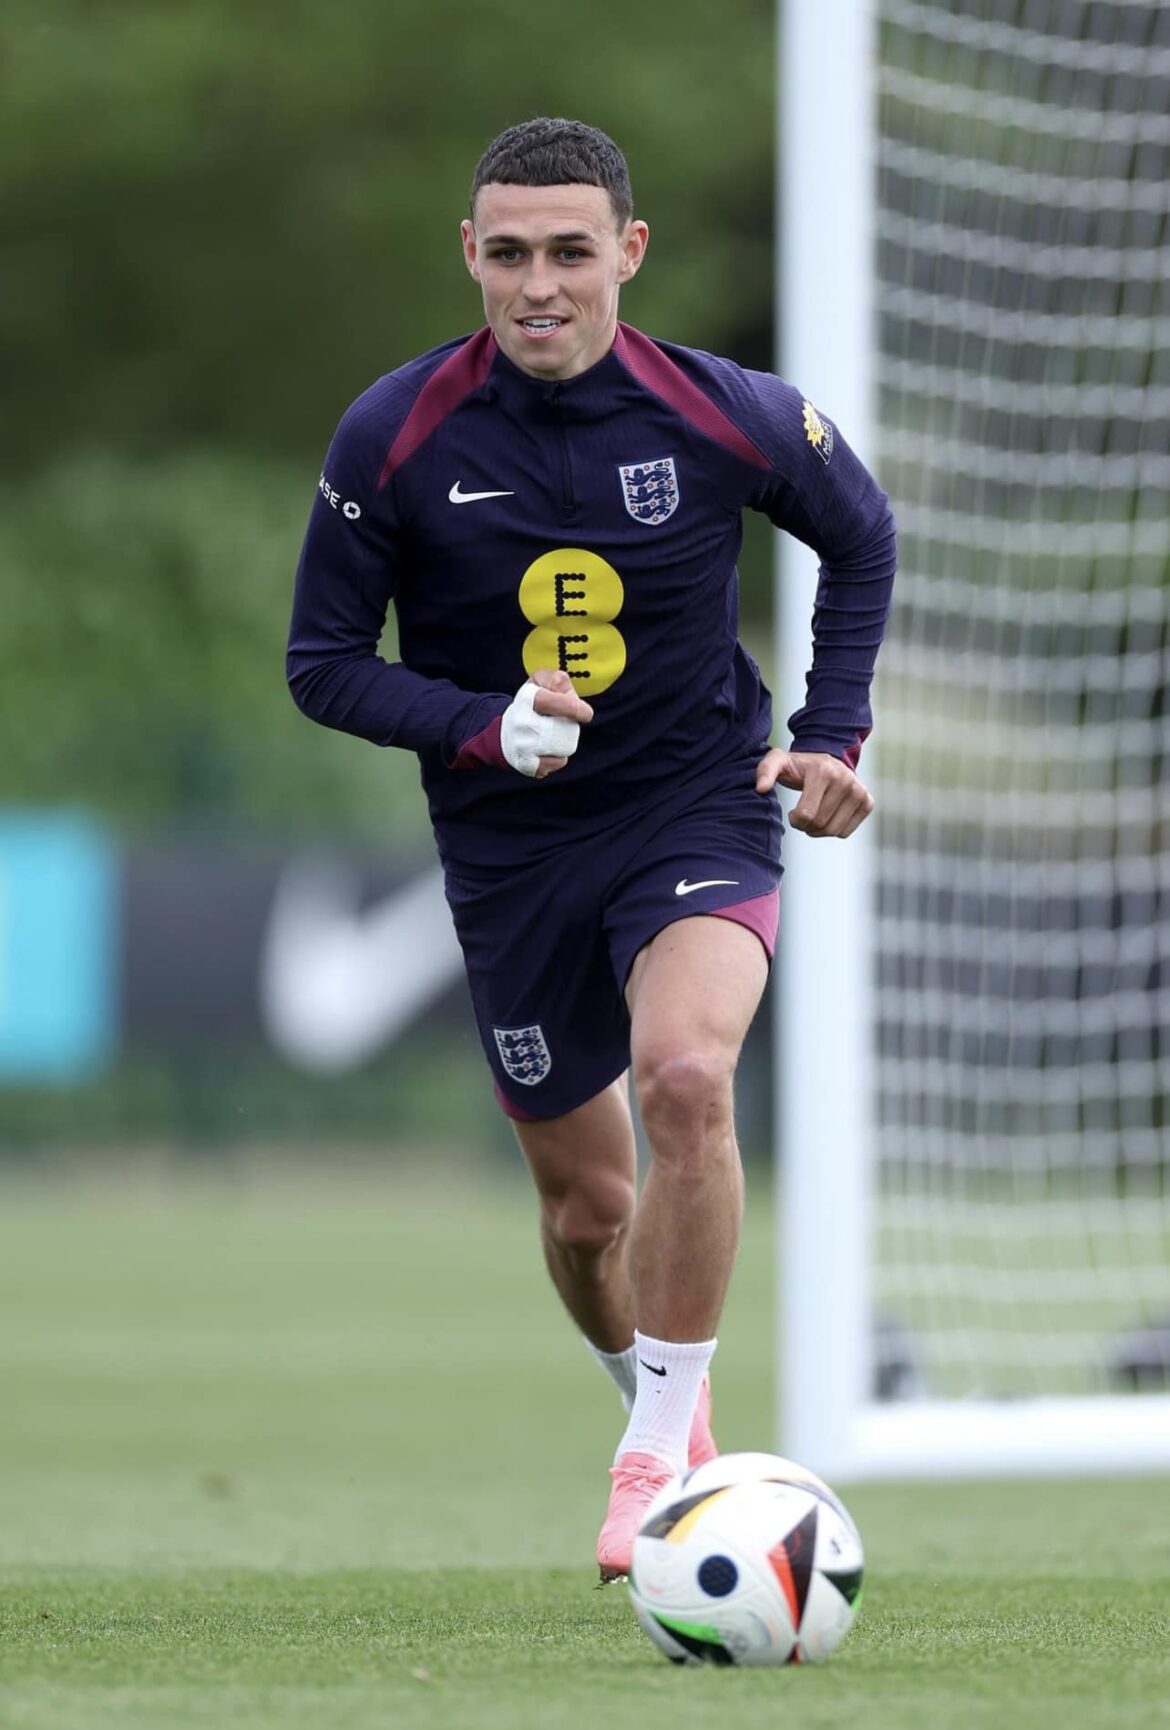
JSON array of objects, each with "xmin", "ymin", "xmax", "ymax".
[
  {"xmin": 756, "ymin": 748, "xmax": 873, "ymax": 838},
  {"xmin": 501, "ymin": 670, "xmax": 595, "ymax": 779}
]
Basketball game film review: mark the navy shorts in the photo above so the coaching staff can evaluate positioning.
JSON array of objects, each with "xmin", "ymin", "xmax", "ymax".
[{"xmin": 442, "ymin": 767, "xmax": 783, "ymax": 1121}]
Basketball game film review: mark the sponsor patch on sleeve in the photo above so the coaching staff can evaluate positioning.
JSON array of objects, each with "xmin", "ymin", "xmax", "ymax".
[
  {"xmin": 318, "ymin": 472, "xmax": 363, "ymax": 520},
  {"xmin": 801, "ymin": 400, "xmax": 834, "ymax": 466}
]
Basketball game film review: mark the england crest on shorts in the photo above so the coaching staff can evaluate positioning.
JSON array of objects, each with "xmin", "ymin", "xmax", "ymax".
[
  {"xmin": 493, "ymin": 1023, "xmax": 552, "ymax": 1086},
  {"xmin": 618, "ymin": 456, "xmax": 679, "ymax": 526}
]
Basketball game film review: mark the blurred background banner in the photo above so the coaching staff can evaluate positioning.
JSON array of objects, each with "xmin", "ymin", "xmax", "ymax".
[
  {"xmin": 0, "ymin": 813, "xmax": 116, "ymax": 1081},
  {"xmin": 123, "ymin": 847, "xmax": 463, "ymax": 1065},
  {"xmin": 0, "ymin": 820, "xmax": 469, "ymax": 1076},
  {"xmin": 0, "ymin": 820, "xmax": 773, "ymax": 1155}
]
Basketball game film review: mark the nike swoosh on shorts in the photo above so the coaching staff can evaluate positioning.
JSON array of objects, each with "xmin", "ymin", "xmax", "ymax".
[{"xmin": 674, "ymin": 878, "xmax": 740, "ymax": 896}]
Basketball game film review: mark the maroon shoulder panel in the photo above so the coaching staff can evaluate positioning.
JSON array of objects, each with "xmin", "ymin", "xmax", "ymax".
[
  {"xmin": 377, "ymin": 328, "xmax": 497, "ymax": 489},
  {"xmin": 613, "ymin": 323, "xmax": 770, "ymax": 469}
]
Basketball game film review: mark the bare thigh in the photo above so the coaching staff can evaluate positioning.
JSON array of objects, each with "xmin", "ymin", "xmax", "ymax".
[{"xmin": 626, "ymin": 915, "xmax": 769, "ymax": 1088}]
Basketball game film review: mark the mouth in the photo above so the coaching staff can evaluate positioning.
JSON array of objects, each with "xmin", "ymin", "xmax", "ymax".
[{"xmin": 517, "ymin": 316, "xmax": 567, "ymax": 340}]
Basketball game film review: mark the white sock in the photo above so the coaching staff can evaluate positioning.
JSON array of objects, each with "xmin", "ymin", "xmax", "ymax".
[
  {"xmin": 614, "ymin": 1331, "xmax": 717, "ymax": 1471},
  {"xmin": 584, "ymin": 1339, "xmax": 638, "ymax": 1411}
]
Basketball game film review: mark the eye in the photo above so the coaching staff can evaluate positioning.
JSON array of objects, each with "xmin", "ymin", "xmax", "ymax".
[{"xmin": 490, "ymin": 248, "xmax": 523, "ymax": 263}]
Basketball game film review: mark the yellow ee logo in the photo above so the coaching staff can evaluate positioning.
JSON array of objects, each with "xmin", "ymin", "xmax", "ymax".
[{"xmin": 518, "ymin": 548, "xmax": 627, "ymax": 694}]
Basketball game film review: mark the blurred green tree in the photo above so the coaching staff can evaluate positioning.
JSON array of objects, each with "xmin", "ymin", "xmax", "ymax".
[{"xmin": 5, "ymin": 0, "xmax": 773, "ymax": 467}]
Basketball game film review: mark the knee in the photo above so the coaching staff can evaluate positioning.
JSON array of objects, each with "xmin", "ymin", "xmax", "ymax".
[
  {"xmin": 635, "ymin": 1046, "xmax": 735, "ymax": 1144},
  {"xmin": 543, "ymin": 1171, "xmax": 635, "ymax": 1258}
]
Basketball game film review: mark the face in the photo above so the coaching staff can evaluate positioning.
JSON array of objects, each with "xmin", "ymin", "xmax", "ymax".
[{"xmin": 461, "ymin": 182, "xmax": 648, "ymax": 380}]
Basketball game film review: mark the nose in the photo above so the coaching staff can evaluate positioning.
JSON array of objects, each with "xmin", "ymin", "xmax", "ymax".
[{"xmin": 522, "ymin": 255, "xmax": 559, "ymax": 304}]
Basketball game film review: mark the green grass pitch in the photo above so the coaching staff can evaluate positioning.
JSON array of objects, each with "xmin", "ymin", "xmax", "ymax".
[{"xmin": 0, "ymin": 1166, "xmax": 1167, "ymax": 1729}]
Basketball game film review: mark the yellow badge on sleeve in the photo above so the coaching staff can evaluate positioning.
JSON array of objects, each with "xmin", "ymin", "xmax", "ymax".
[{"xmin": 802, "ymin": 399, "xmax": 835, "ymax": 466}]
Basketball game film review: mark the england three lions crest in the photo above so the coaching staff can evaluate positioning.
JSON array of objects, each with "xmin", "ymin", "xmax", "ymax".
[
  {"xmin": 493, "ymin": 1023, "xmax": 552, "ymax": 1086},
  {"xmin": 618, "ymin": 456, "xmax": 679, "ymax": 526}
]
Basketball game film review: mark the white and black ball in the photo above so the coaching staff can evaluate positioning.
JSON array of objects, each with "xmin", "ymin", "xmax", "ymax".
[{"xmin": 628, "ymin": 1452, "xmax": 864, "ymax": 1668}]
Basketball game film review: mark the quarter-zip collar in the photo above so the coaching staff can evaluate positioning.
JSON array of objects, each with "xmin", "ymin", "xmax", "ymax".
[{"xmin": 482, "ymin": 328, "xmax": 636, "ymax": 423}]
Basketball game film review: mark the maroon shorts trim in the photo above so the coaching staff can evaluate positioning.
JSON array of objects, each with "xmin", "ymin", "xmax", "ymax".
[
  {"xmin": 494, "ymin": 1078, "xmax": 540, "ymax": 1122},
  {"xmin": 709, "ymin": 887, "xmax": 780, "ymax": 957}
]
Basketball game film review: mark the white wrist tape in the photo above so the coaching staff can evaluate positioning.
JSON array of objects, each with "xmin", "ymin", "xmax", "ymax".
[{"xmin": 500, "ymin": 682, "xmax": 580, "ymax": 777}]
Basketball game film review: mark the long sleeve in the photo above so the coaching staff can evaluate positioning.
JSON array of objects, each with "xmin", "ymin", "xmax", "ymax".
[
  {"xmin": 286, "ymin": 394, "xmax": 509, "ymax": 766},
  {"xmin": 745, "ymin": 377, "xmax": 896, "ymax": 767}
]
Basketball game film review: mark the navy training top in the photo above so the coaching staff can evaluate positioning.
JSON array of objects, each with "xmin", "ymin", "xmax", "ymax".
[{"xmin": 287, "ymin": 322, "xmax": 896, "ymax": 868}]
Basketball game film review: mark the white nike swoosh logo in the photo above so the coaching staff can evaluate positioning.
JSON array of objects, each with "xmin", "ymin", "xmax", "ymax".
[
  {"xmin": 675, "ymin": 878, "xmax": 740, "ymax": 896},
  {"xmin": 259, "ymin": 864, "xmax": 464, "ymax": 1071},
  {"xmin": 448, "ymin": 482, "xmax": 515, "ymax": 504}
]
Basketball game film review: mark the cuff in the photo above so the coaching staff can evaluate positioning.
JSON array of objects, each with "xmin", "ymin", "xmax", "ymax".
[
  {"xmin": 789, "ymin": 726, "xmax": 872, "ymax": 772},
  {"xmin": 450, "ymin": 712, "xmax": 508, "ymax": 771}
]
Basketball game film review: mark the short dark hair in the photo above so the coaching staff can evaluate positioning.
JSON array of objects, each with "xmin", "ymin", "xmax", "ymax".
[{"xmin": 470, "ymin": 118, "xmax": 633, "ymax": 228}]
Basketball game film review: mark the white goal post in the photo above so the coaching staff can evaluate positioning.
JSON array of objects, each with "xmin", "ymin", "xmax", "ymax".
[{"xmin": 775, "ymin": 0, "xmax": 1170, "ymax": 1479}]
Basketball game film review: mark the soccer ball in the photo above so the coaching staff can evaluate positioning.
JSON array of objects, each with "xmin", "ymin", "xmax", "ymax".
[{"xmin": 628, "ymin": 1452, "xmax": 864, "ymax": 1667}]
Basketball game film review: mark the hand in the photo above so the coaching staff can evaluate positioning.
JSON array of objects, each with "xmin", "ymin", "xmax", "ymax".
[
  {"xmin": 502, "ymin": 669, "xmax": 594, "ymax": 779},
  {"xmin": 755, "ymin": 748, "xmax": 874, "ymax": 838}
]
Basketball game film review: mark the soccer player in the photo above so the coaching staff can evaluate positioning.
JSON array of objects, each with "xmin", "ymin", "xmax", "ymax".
[{"xmin": 287, "ymin": 118, "xmax": 895, "ymax": 1580}]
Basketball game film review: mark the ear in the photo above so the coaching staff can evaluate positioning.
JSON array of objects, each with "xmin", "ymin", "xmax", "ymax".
[
  {"xmin": 617, "ymin": 219, "xmax": 649, "ymax": 283},
  {"xmin": 460, "ymin": 219, "xmax": 480, "ymax": 281}
]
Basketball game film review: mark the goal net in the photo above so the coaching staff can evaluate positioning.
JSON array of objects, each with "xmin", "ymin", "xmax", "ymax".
[{"xmin": 778, "ymin": 0, "xmax": 1170, "ymax": 1475}]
